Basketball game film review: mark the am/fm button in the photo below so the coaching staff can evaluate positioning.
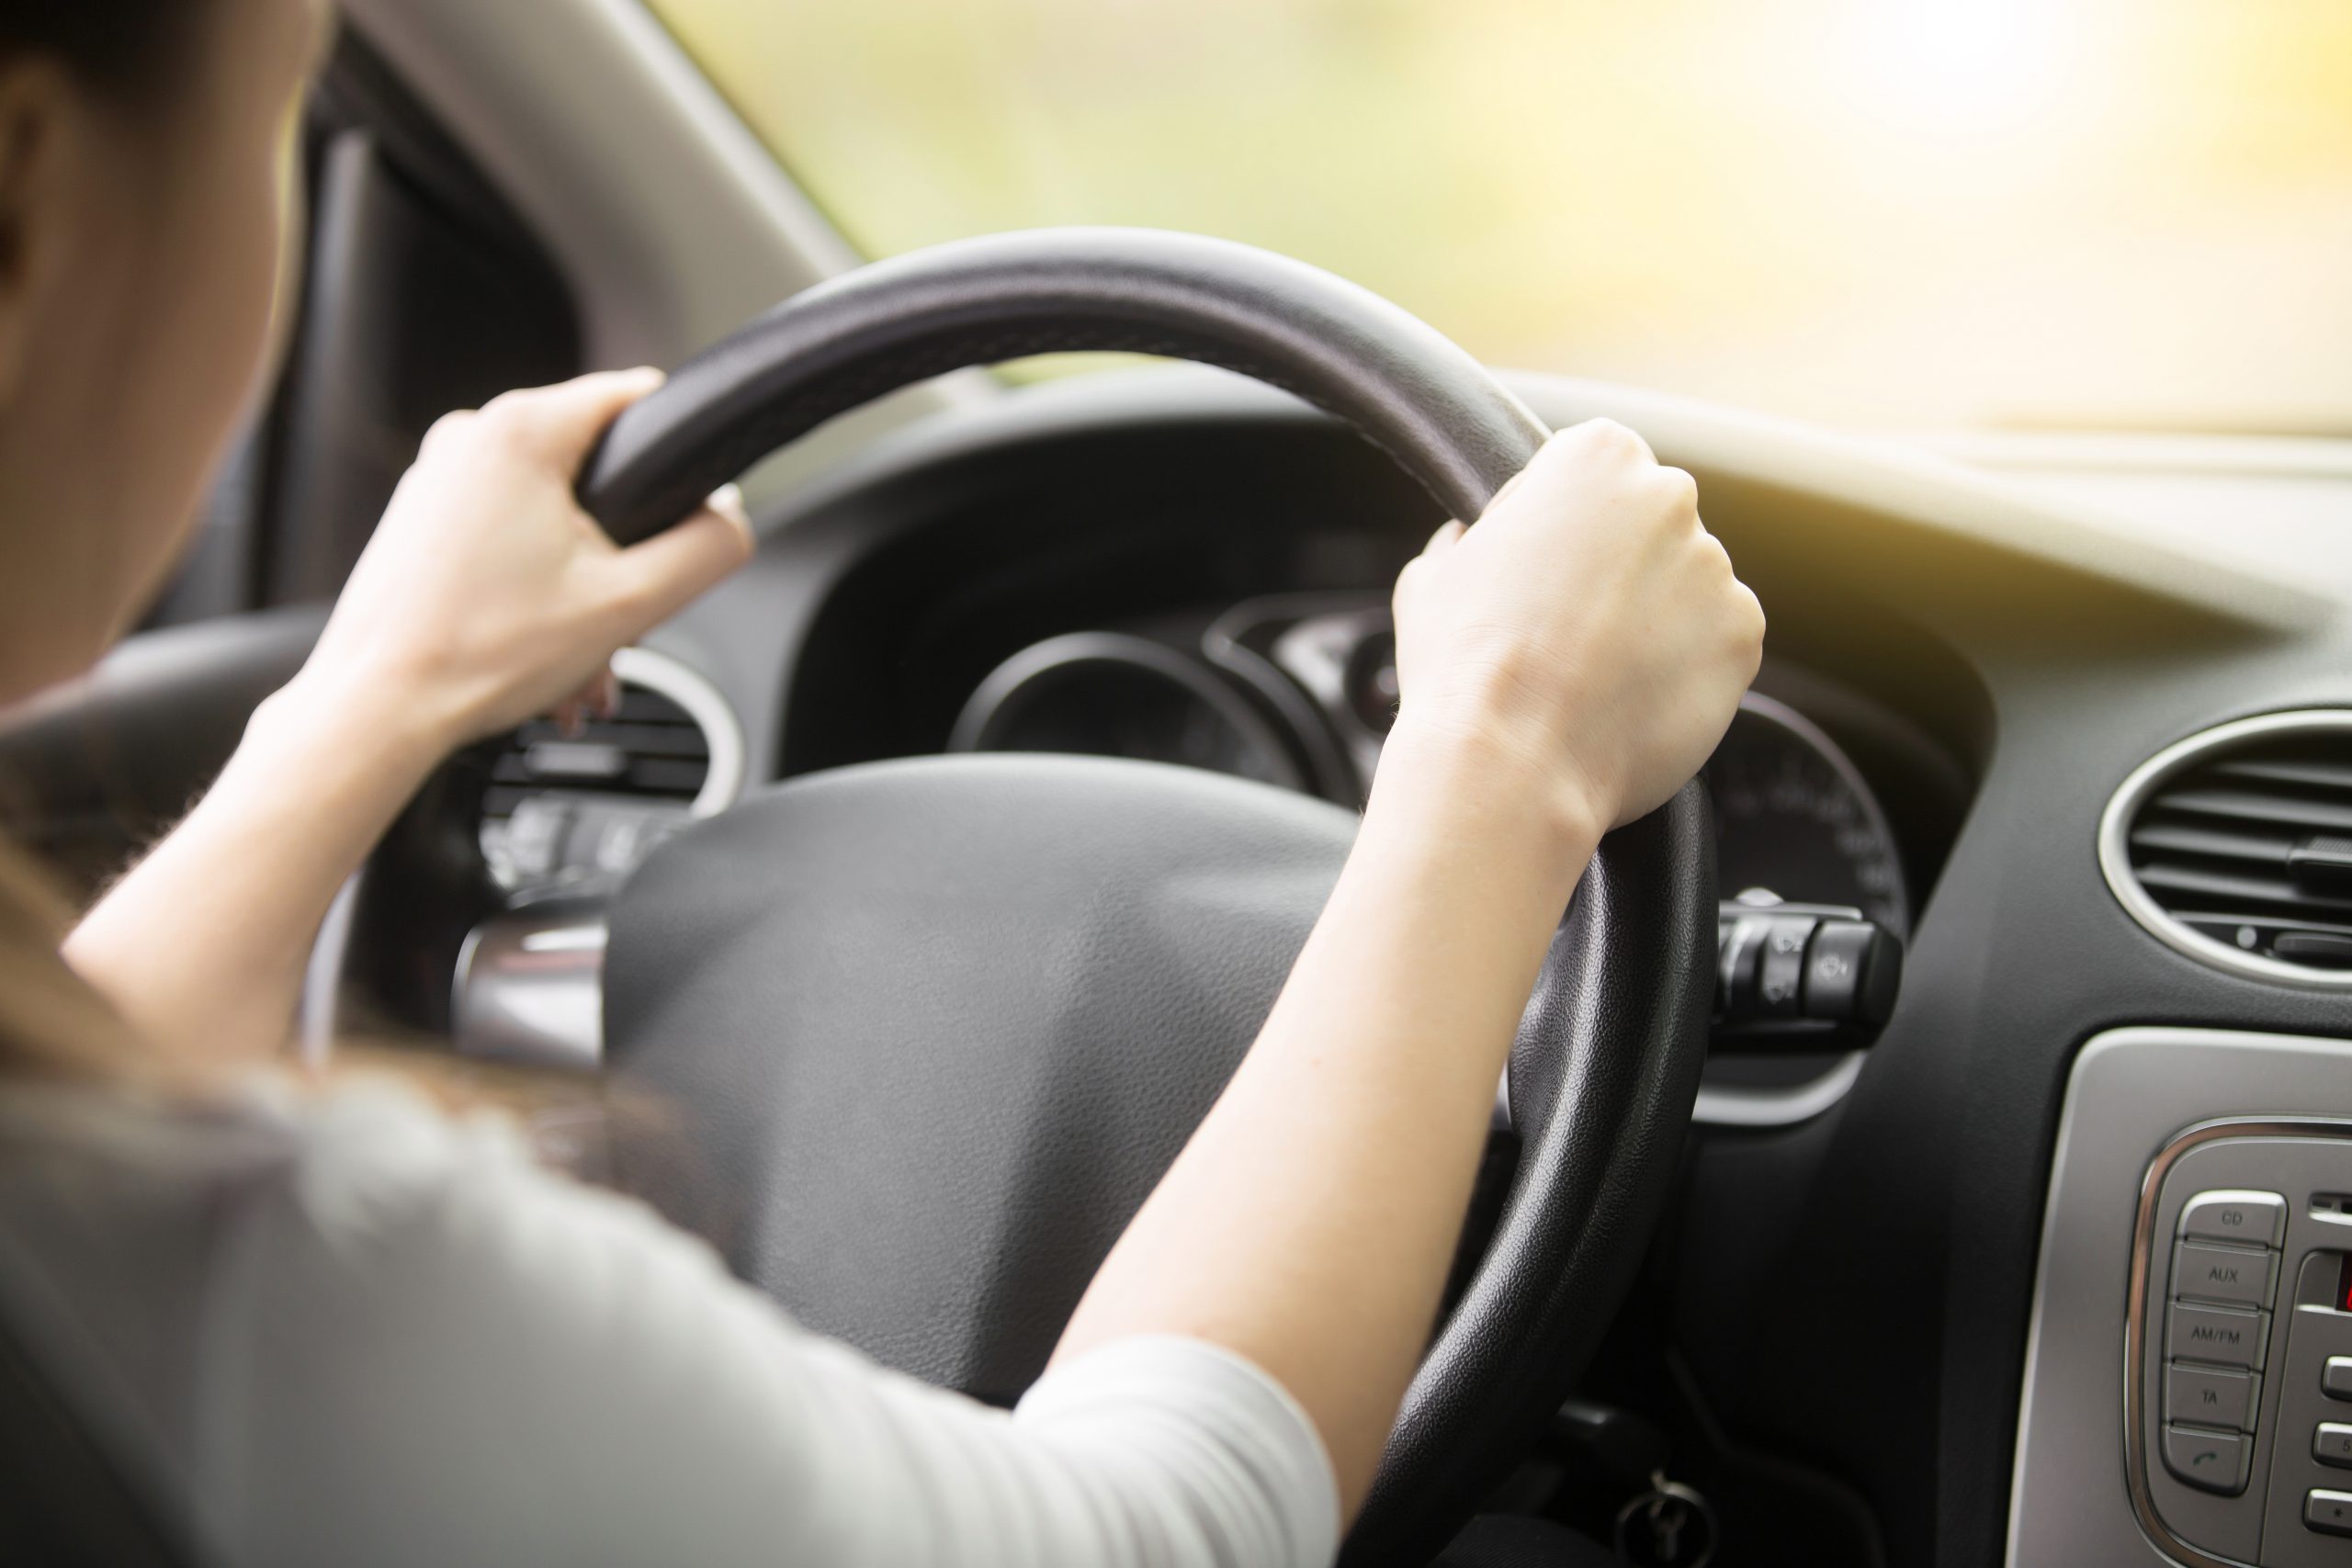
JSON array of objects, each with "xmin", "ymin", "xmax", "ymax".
[{"xmin": 2167, "ymin": 1303, "xmax": 2271, "ymax": 1371}]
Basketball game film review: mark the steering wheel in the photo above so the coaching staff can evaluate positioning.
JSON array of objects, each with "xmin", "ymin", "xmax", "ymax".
[{"xmin": 581, "ymin": 229, "xmax": 1714, "ymax": 1568}]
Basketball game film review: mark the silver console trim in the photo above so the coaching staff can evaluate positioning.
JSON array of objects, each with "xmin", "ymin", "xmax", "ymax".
[
  {"xmin": 2121, "ymin": 1116, "xmax": 2352, "ymax": 1568},
  {"xmin": 2097, "ymin": 709, "xmax": 2352, "ymax": 991},
  {"xmin": 2008, "ymin": 1025, "xmax": 2352, "ymax": 1568}
]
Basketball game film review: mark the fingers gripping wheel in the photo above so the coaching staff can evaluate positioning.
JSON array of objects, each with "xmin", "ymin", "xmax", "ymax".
[{"xmin": 584, "ymin": 228, "xmax": 1716, "ymax": 1567}]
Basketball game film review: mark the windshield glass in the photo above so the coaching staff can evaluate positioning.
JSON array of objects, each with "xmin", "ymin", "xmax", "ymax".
[{"xmin": 649, "ymin": 0, "xmax": 2352, "ymax": 435}]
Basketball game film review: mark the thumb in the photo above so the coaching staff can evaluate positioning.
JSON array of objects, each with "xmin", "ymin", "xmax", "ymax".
[{"xmin": 604, "ymin": 484, "xmax": 756, "ymax": 632}]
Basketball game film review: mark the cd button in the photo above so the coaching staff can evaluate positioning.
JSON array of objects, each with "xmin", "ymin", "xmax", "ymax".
[{"xmin": 2178, "ymin": 1190, "xmax": 2288, "ymax": 1248}]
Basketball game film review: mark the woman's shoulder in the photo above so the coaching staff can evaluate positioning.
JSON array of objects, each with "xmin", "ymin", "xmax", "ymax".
[
  {"xmin": 0, "ymin": 1069, "xmax": 832, "ymax": 1566},
  {"xmin": 0, "ymin": 1071, "xmax": 563, "ymax": 1512}
]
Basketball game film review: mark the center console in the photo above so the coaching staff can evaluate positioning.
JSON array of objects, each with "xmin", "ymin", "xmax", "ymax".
[
  {"xmin": 2012, "ymin": 1029, "xmax": 2352, "ymax": 1567},
  {"xmin": 2127, "ymin": 1124, "xmax": 2352, "ymax": 1565}
]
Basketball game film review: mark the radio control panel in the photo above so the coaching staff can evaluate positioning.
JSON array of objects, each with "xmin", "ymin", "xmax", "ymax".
[{"xmin": 2131, "ymin": 1128, "xmax": 2352, "ymax": 1567}]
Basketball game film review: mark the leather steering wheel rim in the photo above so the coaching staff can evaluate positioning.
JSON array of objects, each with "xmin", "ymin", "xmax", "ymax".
[
  {"xmin": 582, "ymin": 228, "xmax": 1715, "ymax": 1567},
  {"xmin": 579, "ymin": 227, "xmax": 1548, "ymax": 544}
]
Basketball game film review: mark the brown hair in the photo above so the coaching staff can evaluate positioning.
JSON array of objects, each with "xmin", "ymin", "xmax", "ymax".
[
  {"xmin": 0, "ymin": 3, "xmax": 200, "ymax": 103},
  {"xmin": 0, "ymin": 829, "xmax": 644, "ymax": 1173},
  {"xmin": 0, "ymin": 837, "xmax": 152, "ymax": 1085},
  {"xmin": 0, "ymin": 2, "xmax": 228, "ymax": 1088},
  {"xmin": 0, "ymin": 4, "xmax": 663, "ymax": 1173}
]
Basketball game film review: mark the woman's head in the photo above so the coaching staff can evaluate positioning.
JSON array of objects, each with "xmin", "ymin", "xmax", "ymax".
[{"xmin": 0, "ymin": 0, "xmax": 327, "ymax": 706}]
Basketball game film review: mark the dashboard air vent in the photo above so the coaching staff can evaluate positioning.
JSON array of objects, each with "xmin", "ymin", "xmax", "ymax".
[
  {"xmin": 2101, "ymin": 710, "xmax": 2352, "ymax": 987},
  {"xmin": 479, "ymin": 646, "xmax": 744, "ymax": 894}
]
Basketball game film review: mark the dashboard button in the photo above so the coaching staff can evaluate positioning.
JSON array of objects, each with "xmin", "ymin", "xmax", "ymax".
[
  {"xmin": 2171, "ymin": 1242, "xmax": 2278, "ymax": 1308},
  {"xmin": 2319, "ymin": 1424, "xmax": 2352, "ymax": 1468},
  {"xmin": 2309, "ymin": 1490, "xmax": 2352, "ymax": 1537},
  {"xmin": 1755, "ymin": 917, "xmax": 1814, "ymax": 1017},
  {"xmin": 2165, "ymin": 1425, "xmax": 2252, "ymax": 1495},
  {"xmin": 2167, "ymin": 1365, "xmax": 2260, "ymax": 1432},
  {"xmin": 1802, "ymin": 920, "xmax": 1870, "ymax": 1018},
  {"xmin": 2168, "ymin": 1303, "xmax": 2271, "ymax": 1370},
  {"xmin": 2327, "ymin": 1357, "xmax": 2352, "ymax": 1401},
  {"xmin": 2179, "ymin": 1190, "xmax": 2288, "ymax": 1247}
]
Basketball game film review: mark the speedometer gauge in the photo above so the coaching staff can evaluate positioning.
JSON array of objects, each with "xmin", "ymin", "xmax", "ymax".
[
  {"xmin": 1704, "ymin": 693, "xmax": 1910, "ymax": 940},
  {"xmin": 949, "ymin": 631, "xmax": 1305, "ymax": 791}
]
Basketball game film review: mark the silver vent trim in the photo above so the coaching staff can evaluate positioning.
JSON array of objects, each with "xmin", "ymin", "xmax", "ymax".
[
  {"xmin": 2098, "ymin": 708, "xmax": 2352, "ymax": 989},
  {"xmin": 609, "ymin": 646, "xmax": 746, "ymax": 818}
]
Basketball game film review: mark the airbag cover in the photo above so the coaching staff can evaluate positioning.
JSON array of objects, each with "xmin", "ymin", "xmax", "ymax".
[{"xmin": 602, "ymin": 753, "xmax": 1357, "ymax": 1399}]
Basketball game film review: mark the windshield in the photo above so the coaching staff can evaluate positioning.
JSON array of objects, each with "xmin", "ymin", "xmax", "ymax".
[{"xmin": 648, "ymin": 0, "xmax": 2352, "ymax": 435}]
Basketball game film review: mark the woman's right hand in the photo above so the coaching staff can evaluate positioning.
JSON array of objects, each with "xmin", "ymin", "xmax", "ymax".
[{"xmin": 1388, "ymin": 418, "xmax": 1765, "ymax": 835}]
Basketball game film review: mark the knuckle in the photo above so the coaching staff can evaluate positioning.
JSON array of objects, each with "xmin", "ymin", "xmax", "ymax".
[
  {"xmin": 416, "ymin": 412, "xmax": 486, "ymax": 464},
  {"xmin": 1577, "ymin": 417, "xmax": 1646, "ymax": 459},
  {"xmin": 1734, "ymin": 585, "xmax": 1768, "ymax": 648},
  {"xmin": 474, "ymin": 393, "xmax": 537, "ymax": 440},
  {"xmin": 1655, "ymin": 465, "xmax": 1700, "ymax": 511}
]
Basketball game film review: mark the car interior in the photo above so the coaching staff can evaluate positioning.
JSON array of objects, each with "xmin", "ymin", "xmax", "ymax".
[{"xmin": 2, "ymin": 3, "xmax": 2350, "ymax": 1565}]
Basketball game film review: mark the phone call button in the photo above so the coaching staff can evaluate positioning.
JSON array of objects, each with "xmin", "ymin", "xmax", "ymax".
[{"xmin": 2164, "ymin": 1424, "xmax": 2252, "ymax": 1496}]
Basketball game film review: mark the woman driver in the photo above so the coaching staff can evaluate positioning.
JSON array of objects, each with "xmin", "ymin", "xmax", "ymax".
[{"xmin": 0, "ymin": 3, "xmax": 1763, "ymax": 1564}]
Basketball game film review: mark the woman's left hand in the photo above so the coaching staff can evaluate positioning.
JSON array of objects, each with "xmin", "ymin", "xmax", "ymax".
[
  {"xmin": 295, "ymin": 367, "xmax": 753, "ymax": 757},
  {"xmin": 66, "ymin": 370, "xmax": 751, "ymax": 1065}
]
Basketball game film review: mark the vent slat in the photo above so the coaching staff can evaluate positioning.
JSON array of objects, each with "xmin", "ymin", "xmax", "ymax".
[
  {"xmin": 2135, "ymin": 860, "xmax": 2352, "ymax": 915},
  {"xmin": 628, "ymin": 758, "xmax": 709, "ymax": 794},
  {"xmin": 2175, "ymin": 911, "xmax": 2352, "ymax": 941},
  {"xmin": 2127, "ymin": 821, "xmax": 2294, "ymax": 866},
  {"xmin": 2146, "ymin": 786, "xmax": 2352, "ymax": 835},
  {"xmin": 512, "ymin": 720, "xmax": 709, "ymax": 759},
  {"xmin": 481, "ymin": 681, "xmax": 711, "ymax": 822},
  {"xmin": 2205, "ymin": 757, "xmax": 2352, "ymax": 793}
]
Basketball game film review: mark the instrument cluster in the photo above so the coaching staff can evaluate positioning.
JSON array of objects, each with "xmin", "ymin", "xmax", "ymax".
[{"xmin": 951, "ymin": 594, "xmax": 1915, "ymax": 941}]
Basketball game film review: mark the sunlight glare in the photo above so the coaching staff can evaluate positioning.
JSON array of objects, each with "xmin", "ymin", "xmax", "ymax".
[{"xmin": 1852, "ymin": 0, "xmax": 2076, "ymax": 134}]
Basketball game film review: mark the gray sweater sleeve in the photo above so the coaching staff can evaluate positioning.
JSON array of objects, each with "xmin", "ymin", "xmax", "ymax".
[{"xmin": 164, "ymin": 1082, "xmax": 1340, "ymax": 1568}]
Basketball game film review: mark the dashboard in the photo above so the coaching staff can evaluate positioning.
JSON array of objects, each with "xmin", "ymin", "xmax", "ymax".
[{"xmin": 401, "ymin": 365, "xmax": 2352, "ymax": 1568}]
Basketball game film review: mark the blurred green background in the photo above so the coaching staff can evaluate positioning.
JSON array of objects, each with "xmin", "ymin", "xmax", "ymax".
[{"xmin": 649, "ymin": 0, "xmax": 2352, "ymax": 434}]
